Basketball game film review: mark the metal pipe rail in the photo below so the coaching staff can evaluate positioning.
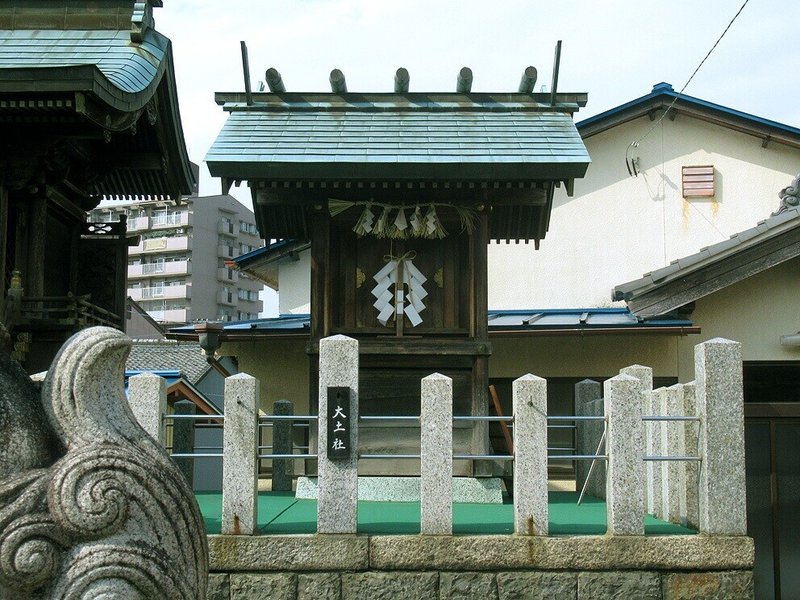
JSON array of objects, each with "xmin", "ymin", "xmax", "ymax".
[
  {"xmin": 642, "ymin": 416, "xmax": 701, "ymax": 422},
  {"xmin": 163, "ymin": 414, "xmax": 224, "ymax": 420},
  {"xmin": 644, "ymin": 455, "xmax": 702, "ymax": 461}
]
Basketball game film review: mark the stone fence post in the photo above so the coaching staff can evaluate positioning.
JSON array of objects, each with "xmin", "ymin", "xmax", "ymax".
[
  {"xmin": 172, "ymin": 399, "xmax": 196, "ymax": 486},
  {"xmin": 662, "ymin": 384, "xmax": 685, "ymax": 524},
  {"xmin": 683, "ymin": 382, "xmax": 700, "ymax": 529},
  {"xmin": 222, "ymin": 373, "xmax": 259, "ymax": 535},
  {"xmin": 420, "ymin": 373, "xmax": 453, "ymax": 535},
  {"xmin": 605, "ymin": 373, "xmax": 645, "ymax": 535},
  {"xmin": 317, "ymin": 335, "xmax": 359, "ymax": 534},
  {"xmin": 128, "ymin": 372, "xmax": 166, "ymax": 445},
  {"xmin": 575, "ymin": 379, "xmax": 601, "ymax": 498},
  {"xmin": 513, "ymin": 374, "xmax": 548, "ymax": 535},
  {"xmin": 648, "ymin": 387, "xmax": 665, "ymax": 519},
  {"xmin": 272, "ymin": 399, "xmax": 294, "ymax": 492},
  {"xmin": 696, "ymin": 338, "xmax": 746, "ymax": 535}
]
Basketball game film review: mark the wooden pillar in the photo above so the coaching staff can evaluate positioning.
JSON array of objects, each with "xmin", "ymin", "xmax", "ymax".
[
  {"xmin": 471, "ymin": 212, "xmax": 491, "ymax": 475},
  {"xmin": 0, "ymin": 185, "xmax": 7, "ymax": 314},
  {"xmin": 309, "ymin": 205, "xmax": 330, "ymax": 341},
  {"xmin": 26, "ymin": 197, "xmax": 47, "ymax": 297}
]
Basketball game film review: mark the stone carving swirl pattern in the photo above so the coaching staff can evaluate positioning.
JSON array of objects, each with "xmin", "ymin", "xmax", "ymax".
[
  {"xmin": 0, "ymin": 327, "xmax": 208, "ymax": 598},
  {"xmin": 773, "ymin": 173, "xmax": 800, "ymax": 215}
]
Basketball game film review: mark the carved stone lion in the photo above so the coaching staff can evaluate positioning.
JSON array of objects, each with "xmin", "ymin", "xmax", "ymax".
[{"xmin": 0, "ymin": 327, "xmax": 208, "ymax": 598}]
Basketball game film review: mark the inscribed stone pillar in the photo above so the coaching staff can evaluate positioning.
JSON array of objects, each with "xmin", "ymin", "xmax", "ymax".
[
  {"xmin": 619, "ymin": 365, "xmax": 653, "ymax": 514},
  {"xmin": 682, "ymin": 381, "xmax": 700, "ymax": 529},
  {"xmin": 695, "ymin": 338, "xmax": 746, "ymax": 535},
  {"xmin": 128, "ymin": 372, "xmax": 166, "ymax": 444},
  {"xmin": 575, "ymin": 379, "xmax": 601, "ymax": 496},
  {"xmin": 317, "ymin": 335, "xmax": 359, "ymax": 534},
  {"xmin": 513, "ymin": 374, "xmax": 548, "ymax": 535},
  {"xmin": 172, "ymin": 399, "xmax": 196, "ymax": 486},
  {"xmin": 222, "ymin": 373, "xmax": 259, "ymax": 535},
  {"xmin": 272, "ymin": 399, "xmax": 294, "ymax": 492},
  {"xmin": 605, "ymin": 374, "xmax": 645, "ymax": 535},
  {"xmin": 420, "ymin": 373, "xmax": 453, "ymax": 535},
  {"xmin": 662, "ymin": 385, "xmax": 686, "ymax": 524}
]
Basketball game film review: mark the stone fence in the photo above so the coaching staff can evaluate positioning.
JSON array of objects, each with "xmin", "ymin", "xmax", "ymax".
[{"xmin": 128, "ymin": 335, "xmax": 746, "ymax": 539}]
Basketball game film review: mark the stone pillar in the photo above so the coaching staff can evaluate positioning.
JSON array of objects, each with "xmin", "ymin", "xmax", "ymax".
[
  {"xmin": 271, "ymin": 400, "xmax": 294, "ymax": 492},
  {"xmin": 589, "ymin": 396, "xmax": 606, "ymax": 500},
  {"xmin": 648, "ymin": 387, "xmax": 665, "ymax": 519},
  {"xmin": 605, "ymin": 374, "xmax": 645, "ymax": 535},
  {"xmin": 128, "ymin": 372, "xmax": 166, "ymax": 444},
  {"xmin": 662, "ymin": 385, "xmax": 685, "ymax": 524},
  {"xmin": 683, "ymin": 382, "xmax": 700, "ymax": 529},
  {"xmin": 222, "ymin": 373, "xmax": 259, "ymax": 535},
  {"xmin": 172, "ymin": 399, "xmax": 196, "ymax": 486},
  {"xmin": 420, "ymin": 373, "xmax": 453, "ymax": 535},
  {"xmin": 695, "ymin": 338, "xmax": 746, "ymax": 535},
  {"xmin": 513, "ymin": 374, "xmax": 548, "ymax": 535},
  {"xmin": 317, "ymin": 335, "xmax": 359, "ymax": 534},
  {"xmin": 619, "ymin": 365, "xmax": 653, "ymax": 514},
  {"xmin": 575, "ymin": 379, "xmax": 601, "ymax": 496}
]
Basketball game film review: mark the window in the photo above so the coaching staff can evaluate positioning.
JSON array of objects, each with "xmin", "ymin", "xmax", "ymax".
[{"xmin": 682, "ymin": 165, "xmax": 715, "ymax": 198}]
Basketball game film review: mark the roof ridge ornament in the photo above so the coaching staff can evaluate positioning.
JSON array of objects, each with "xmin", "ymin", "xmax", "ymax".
[
  {"xmin": 131, "ymin": 1, "xmax": 157, "ymax": 43},
  {"xmin": 772, "ymin": 173, "xmax": 800, "ymax": 216}
]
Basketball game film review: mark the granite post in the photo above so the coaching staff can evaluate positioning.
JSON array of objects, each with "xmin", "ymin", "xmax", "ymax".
[
  {"xmin": 575, "ymin": 379, "xmax": 601, "ymax": 497},
  {"xmin": 172, "ymin": 399, "xmax": 196, "ymax": 486},
  {"xmin": 619, "ymin": 365, "xmax": 653, "ymax": 514},
  {"xmin": 513, "ymin": 374, "xmax": 548, "ymax": 535},
  {"xmin": 272, "ymin": 400, "xmax": 294, "ymax": 492},
  {"xmin": 605, "ymin": 373, "xmax": 645, "ymax": 535},
  {"xmin": 662, "ymin": 385, "xmax": 686, "ymax": 524},
  {"xmin": 683, "ymin": 381, "xmax": 700, "ymax": 529},
  {"xmin": 696, "ymin": 338, "xmax": 746, "ymax": 535},
  {"xmin": 128, "ymin": 372, "xmax": 166, "ymax": 445},
  {"xmin": 589, "ymin": 396, "xmax": 606, "ymax": 500},
  {"xmin": 317, "ymin": 335, "xmax": 359, "ymax": 534},
  {"xmin": 648, "ymin": 387, "xmax": 665, "ymax": 519},
  {"xmin": 420, "ymin": 373, "xmax": 453, "ymax": 535},
  {"xmin": 223, "ymin": 373, "xmax": 259, "ymax": 535}
]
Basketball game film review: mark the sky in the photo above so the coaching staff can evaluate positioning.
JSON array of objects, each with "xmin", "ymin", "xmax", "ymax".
[{"xmin": 153, "ymin": 0, "xmax": 800, "ymax": 314}]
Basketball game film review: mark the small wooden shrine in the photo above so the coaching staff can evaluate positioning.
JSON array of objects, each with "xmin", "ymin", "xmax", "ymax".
[{"xmin": 208, "ymin": 64, "xmax": 590, "ymax": 473}]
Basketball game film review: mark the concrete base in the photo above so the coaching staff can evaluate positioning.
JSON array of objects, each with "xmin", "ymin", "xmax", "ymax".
[{"xmin": 295, "ymin": 476, "xmax": 504, "ymax": 503}]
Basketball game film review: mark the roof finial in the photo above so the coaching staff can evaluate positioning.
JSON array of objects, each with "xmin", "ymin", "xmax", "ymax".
[
  {"xmin": 456, "ymin": 67, "xmax": 473, "ymax": 93},
  {"xmin": 394, "ymin": 68, "xmax": 410, "ymax": 93},
  {"xmin": 329, "ymin": 69, "xmax": 347, "ymax": 93},
  {"xmin": 772, "ymin": 174, "xmax": 800, "ymax": 216},
  {"xmin": 131, "ymin": 1, "xmax": 158, "ymax": 43}
]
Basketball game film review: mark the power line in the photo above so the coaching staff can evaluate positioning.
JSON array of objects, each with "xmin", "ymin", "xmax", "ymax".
[{"xmin": 625, "ymin": 0, "xmax": 752, "ymax": 174}]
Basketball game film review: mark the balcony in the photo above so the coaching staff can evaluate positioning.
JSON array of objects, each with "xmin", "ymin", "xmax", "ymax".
[
  {"xmin": 218, "ymin": 220, "xmax": 236, "ymax": 235},
  {"xmin": 152, "ymin": 212, "xmax": 191, "ymax": 229},
  {"xmin": 129, "ymin": 284, "xmax": 191, "ymax": 302},
  {"xmin": 217, "ymin": 245, "xmax": 238, "ymax": 259},
  {"xmin": 147, "ymin": 308, "xmax": 190, "ymax": 323},
  {"xmin": 130, "ymin": 236, "xmax": 191, "ymax": 255},
  {"xmin": 217, "ymin": 267, "xmax": 239, "ymax": 283},
  {"xmin": 127, "ymin": 216, "xmax": 150, "ymax": 231},
  {"xmin": 128, "ymin": 260, "xmax": 191, "ymax": 280},
  {"xmin": 217, "ymin": 289, "xmax": 236, "ymax": 306}
]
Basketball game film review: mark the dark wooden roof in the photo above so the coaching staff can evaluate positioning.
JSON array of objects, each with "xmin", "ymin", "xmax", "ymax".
[
  {"xmin": 0, "ymin": 0, "xmax": 193, "ymax": 205},
  {"xmin": 208, "ymin": 91, "xmax": 590, "ymax": 242}
]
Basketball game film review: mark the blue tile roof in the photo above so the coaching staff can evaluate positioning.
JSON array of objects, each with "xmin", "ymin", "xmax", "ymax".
[
  {"xmin": 577, "ymin": 82, "xmax": 800, "ymax": 143},
  {"xmin": 168, "ymin": 308, "xmax": 694, "ymax": 338}
]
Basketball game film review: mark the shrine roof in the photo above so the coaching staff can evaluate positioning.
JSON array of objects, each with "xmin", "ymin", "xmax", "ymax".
[
  {"xmin": 0, "ymin": 2, "xmax": 194, "ymax": 202},
  {"xmin": 167, "ymin": 308, "xmax": 697, "ymax": 341},
  {"xmin": 207, "ymin": 92, "xmax": 590, "ymax": 184}
]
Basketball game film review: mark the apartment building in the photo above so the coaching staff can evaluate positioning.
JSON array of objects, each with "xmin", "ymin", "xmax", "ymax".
[{"xmin": 89, "ymin": 194, "xmax": 264, "ymax": 325}]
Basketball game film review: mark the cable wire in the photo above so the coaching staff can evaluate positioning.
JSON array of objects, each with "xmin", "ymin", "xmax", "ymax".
[{"xmin": 625, "ymin": 0, "xmax": 751, "ymax": 173}]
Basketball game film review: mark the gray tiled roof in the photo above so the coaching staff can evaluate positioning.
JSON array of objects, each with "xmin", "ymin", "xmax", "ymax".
[
  {"xmin": 614, "ymin": 206, "xmax": 800, "ymax": 316},
  {"xmin": 0, "ymin": 29, "xmax": 167, "ymax": 107},
  {"xmin": 126, "ymin": 341, "xmax": 210, "ymax": 385},
  {"xmin": 207, "ymin": 94, "xmax": 590, "ymax": 182}
]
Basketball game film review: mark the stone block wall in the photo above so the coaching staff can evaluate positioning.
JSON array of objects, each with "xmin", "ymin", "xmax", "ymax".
[{"xmin": 205, "ymin": 534, "xmax": 754, "ymax": 600}]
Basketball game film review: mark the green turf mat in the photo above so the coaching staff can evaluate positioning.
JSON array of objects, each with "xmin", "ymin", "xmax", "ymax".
[{"xmin": 195, "ymin": 491, "xmax": 695, "ymax": 536}]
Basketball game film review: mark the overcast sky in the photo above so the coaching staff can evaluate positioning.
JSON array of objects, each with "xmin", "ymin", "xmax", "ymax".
[
  {"xmin": 154, "ymin": 0, "xmax": 799, "ymax": 316},
  {"xmin": 156, "ymin": 0, "xmax": 799, "ymax": 201}
]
